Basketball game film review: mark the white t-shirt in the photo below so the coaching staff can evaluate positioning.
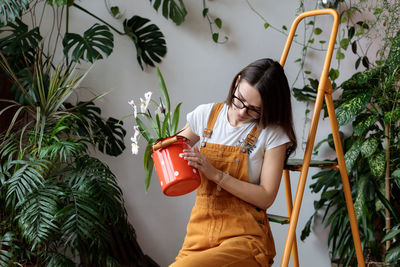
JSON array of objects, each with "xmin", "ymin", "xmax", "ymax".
[{"xmin": 186, "ymin": 103, "xmax": 290, "ymax": 184}]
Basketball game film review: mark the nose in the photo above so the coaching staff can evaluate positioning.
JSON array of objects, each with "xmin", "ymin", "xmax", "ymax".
[{"xmin": 238, "ymin": 107, "xmax": 248, "ymax": 117}]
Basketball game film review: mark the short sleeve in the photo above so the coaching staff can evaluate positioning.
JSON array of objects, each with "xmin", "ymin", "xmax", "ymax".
[
  {"xmin": 265, "ymin": 125, "xmax": 291, "ymax": 150},
  {"xmin": 186, "ymin": 103, "xmax": 214, "ymax": 137}
]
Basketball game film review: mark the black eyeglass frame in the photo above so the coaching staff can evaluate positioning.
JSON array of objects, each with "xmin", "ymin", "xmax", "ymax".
[{"xmin": 231, "ymin": 87, "xmax": 262, "ymax": 120}]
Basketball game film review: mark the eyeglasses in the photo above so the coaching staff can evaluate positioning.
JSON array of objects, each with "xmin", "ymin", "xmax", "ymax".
[{"xmin": 231, "ymin": 90, "xmax": 261, "ymax": 119}]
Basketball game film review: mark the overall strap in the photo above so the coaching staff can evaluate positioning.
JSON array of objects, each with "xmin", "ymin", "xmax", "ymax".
[
  {"xmin": 244, "ymin": 124, "xmax": 262, "ymax": 147},
  {"xmin": 202, "ymin": 103, "xmax": 224, "ymax": 138}
]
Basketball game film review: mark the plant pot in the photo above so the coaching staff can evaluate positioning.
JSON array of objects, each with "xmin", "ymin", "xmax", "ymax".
[{"xmin": 152, "ymin": 135, "xmax": 201, "ymax": 196}]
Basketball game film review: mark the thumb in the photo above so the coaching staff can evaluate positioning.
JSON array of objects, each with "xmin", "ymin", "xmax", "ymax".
[{"xmin": 193, "ymin": 146, "xmax": 200, "ymax": 152}]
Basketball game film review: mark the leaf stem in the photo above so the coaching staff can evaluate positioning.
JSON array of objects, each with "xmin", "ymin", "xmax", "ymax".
[{"xmin": 72, "ymin": 3, "xmax": 124, "ymax": 35}]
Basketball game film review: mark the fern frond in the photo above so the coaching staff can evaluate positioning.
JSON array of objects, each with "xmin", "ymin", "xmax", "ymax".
[
  {"xmin": 17, "ymin": 183, "xmax": 61, "ymax": 250},
  {"xmin": 6, "ymin": 158, "xmax": 52, "ymax": 207},
  {"xmin": 0, "ymin": 232, "xmax": 15, "ymax": 267}
]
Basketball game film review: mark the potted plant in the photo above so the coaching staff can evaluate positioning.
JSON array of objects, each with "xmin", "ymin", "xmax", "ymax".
[
  {"xmin": 0, "ymin": 50, "xmax": 164, "ymax": 266},
  {"xmin": 123, "ymin": 67, "xmax": 200, "ymax": 196},
  {"xmin": 300, "ymin": 30, "xmax": 400, "ymax": 266}
]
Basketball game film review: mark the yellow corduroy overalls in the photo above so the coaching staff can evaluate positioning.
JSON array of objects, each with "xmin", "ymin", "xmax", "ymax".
[{"xmin": 170, "ymin": 103, "xmax": 276, "ymax": 267}]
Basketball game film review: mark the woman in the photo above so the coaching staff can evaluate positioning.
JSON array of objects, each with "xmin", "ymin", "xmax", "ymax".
[{"xmin": 170, "ymin": 58, "xmax": 297, "ymax": 267}]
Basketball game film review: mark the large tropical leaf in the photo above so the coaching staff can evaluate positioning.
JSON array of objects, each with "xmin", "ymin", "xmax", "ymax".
[
  {"xmin": 123, "ymin": 15, "xmax": 167, "ymax": 70},
  {"xmin": 368, "ymin": 152, "xmax": 385, "ymax": 178},
  {"xmin": 65, "ymin": 102, "xmax": 126, "ymax": 157},
  {"xmin": 344, "ymin": 140, "xmax": 362, "ymax": 171},
  {"xmin": 360, "ymin": 137, "xmax": 379, "ymax": 158},
  {"xmin": 336, "ymin": 90, "xmax": 372, "ymax": 126},
  {"xmin": 0, "ymin": 0, "xmax": 30, "ymax": 24},
  {"xmin": 0, "ymin": 18, "xmax": 42, "ymax": 67},
  {"xmin": 149, "ymin": 0, "xmax": 187, "ymax": 25},
  {"xmin": 45, "ymin": 0, "xmax": 70, "ymax": 6},
  {"xmin": 63, "ymin": 24, "xmax": 114, "ymax": 63},
  {"xmin": 352, "ymin": 114, "xmax": 378, "ymax": 136},
  {"xmin": 384, "ymin": 30, "xmax": 400, "ymax": 75}
]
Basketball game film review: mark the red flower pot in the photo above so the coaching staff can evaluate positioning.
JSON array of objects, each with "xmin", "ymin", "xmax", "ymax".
[{"xmin": 152, "ymin": 136, "xmax": 201, "ymax": 196}]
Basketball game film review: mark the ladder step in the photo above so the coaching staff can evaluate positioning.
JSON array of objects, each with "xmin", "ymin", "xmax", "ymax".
[
  {"xmin": 267, "ymin": 214, "xmax": 290, "ymax": 225},
  {"xmin": 284, "ymin": 158, "xmax": 337, "ymax": 171}
]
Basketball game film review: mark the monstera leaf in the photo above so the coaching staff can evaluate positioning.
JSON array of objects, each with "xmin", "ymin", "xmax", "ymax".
[
  {"xmin": 149, "ymin": 0, "xmax": 187, "ymax": 25},
  {"xmin": 0, "ymin": 0, "xmax": 30, "ymax": 24},
  {"xmin": 62, "ymin": 24, "xmax": 114, "ymax": 63},
  {"xmin": 0, "ymin": 18, "xmax": 42, "ymax": 66},
  {"xmin": 123, "ymin": 15, "xmax": 166, "ymax": 70},
  {"xmin": 45, "ymin": 0, "xmax": 71, "ymax": 6}
]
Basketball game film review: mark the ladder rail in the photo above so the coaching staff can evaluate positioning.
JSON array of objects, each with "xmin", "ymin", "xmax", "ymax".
[{"xmin": 278, "ymin": 8, "xmax": 365, "ymax": 267}]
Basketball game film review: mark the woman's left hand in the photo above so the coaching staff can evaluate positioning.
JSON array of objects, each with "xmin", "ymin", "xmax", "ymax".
[{"xmin": 182, "ymin": 146, "xmax": 218, "ymax": 181}]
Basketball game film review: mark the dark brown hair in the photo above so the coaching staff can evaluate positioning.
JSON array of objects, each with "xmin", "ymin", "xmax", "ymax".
[{"xmin": 226, "ymin": 58, "xmax": 297, "ymax": 156}]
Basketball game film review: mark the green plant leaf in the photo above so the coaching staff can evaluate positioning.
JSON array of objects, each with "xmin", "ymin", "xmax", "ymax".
[
  {"xmin": 353, "ymin": 175, "xmax": 368, "ymax": 221},
  {"xmin": 362, "ymin": 56, "xmax": 369, "ymax": 69},
  {"xmin": 17, "ymin": 184, "xmax": 61, "ymax": 250},
  {"xmin": 202, "ymin": 8, "xmax": 208, "ymax": 17},
  {"xmin": 329, "ymin": 68, "xmax": 339, "ymax": 81},
  {"xmin": 360, "ymin": 138, "xmax": 379, "ymax": 158},
  {"xmin": 47, "ymin": 254, "xmax": 75, "ymax": 267},
  {"xmin": 123, "ymin": 15, "xmax": 167, "ymax": 70},
  {"xmin": 344, "ymin": 140, "xmax": 362, "ymax": 171},
  {"xmin": 0, "ymin": 0, "xmax": 30, "ymax": 24},
  {"xmin": 171, "ymin": 102, "xmax": 182, "ymax": 135},
  {"xmin": 385, "ymin": 243, "xmax": 400, "ymax": 263},
  {"xmin": 336, "ymin": 91, "xmax": 372, "ymax": 126},
  {"xmin": 156, "ymin": 67, "xmax": 171, "ymax": 115},
  {"xmin": 45, "ymin": 0, "xmax": 69, "ymax": 6},
  {"xmin": 348, "ymin": 26, "xmax": 355, "ymax": 39},
  {"xmin": 144, "ymin": 151, "xmax": 154, "ymax": 192},
  {"xmin": 0, "ymin": 19, "xmax": 42, "ymax": 68},
  {"xmin": 314, "ymin": 27, "xmax": 322, "ymax": 35},
  {"xmin": 351, "ymin": 41, "xmax": 357, "ymax": 54},
  {"xmin": 6, "ymin": 159, "xmax": 51, "ymax": 206},
  {"xmin": 149, "ymin": 0, "xmax": 187, "ymax": 26},
  {"xmin": 136, "ymin": 117, "xmax": 153, "ymax": 142},
  {"xmin": 340, "ymin": 38, "xmax": 350, "ymax": 50},
  {"xmin": 353, "ymin": 115, "xmax": 378, "ymax": 136},
  {"xmin": 212, "ymin": 32, "xmax": 219, "ymax": 43},
  {"xmin": 63, "ymin": 24, "xmax": 114, "ymax": 63},
  {"xmin": 392, "ymin": 169, "xmax": 400, "ymax": 189},
  {"xmin": 214, "ymin": 18, "xmax": 222, "ymax": 29},
  {"xmin": 368, "ymin": 152, "xmax": 385, "ymax": 178},
  {"xmin": 336, "ymin": 49, "xmax": 345, "ymax": 60},
  {"xmin": 0, "ymin": 232, "xmax": 15, "ymax": 267},
  {"xmin": 385, "ymin": 30, "xmax": 400, "ymax": 74},
  {"xmin": 382, "ymin": 226, "xmax": 400, "ymax": 243}
]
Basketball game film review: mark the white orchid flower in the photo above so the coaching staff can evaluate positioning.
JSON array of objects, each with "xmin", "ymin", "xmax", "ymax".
[
  {"xmin": 131, "ymin": 138, "xmax": 139, "ymax": 155},
  {"xmin": 155, "ymin": 102, "xmax": 166, "ymax": 120},
  {"xmin": 140, "ymin": 91, "xmax": 152, "ymax": 113},
  {"xmin": 128, "ymin": 100, "xmax": 137, "ymax": 118},
  {"xmin": 133, "ymin": 125, "xmax": 140, "ymax": 140}
]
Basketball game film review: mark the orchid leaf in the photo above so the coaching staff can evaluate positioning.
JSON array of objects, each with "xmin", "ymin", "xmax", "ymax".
[
  {"xmin": 156, "ymin": 67, "xmax": 170, "ymax": 114},
  {"xmin": 171, "ymin": 102, "xmax": 182, "ymax": 135}
]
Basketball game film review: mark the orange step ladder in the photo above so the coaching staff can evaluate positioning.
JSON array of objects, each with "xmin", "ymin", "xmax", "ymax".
[{"xmin": 267, "ymin": 9, "xmax": 365, "ymax": 267}]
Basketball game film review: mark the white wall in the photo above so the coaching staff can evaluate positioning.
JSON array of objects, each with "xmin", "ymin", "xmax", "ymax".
[{"xmin": 63, "ymin": 1, "xmax": 361, "ymax": 266}]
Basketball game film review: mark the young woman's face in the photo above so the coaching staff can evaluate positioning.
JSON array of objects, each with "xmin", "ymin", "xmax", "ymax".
[{"xmin": 230, "ymin": 79, "xmax": 262, "ymax": 125}]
